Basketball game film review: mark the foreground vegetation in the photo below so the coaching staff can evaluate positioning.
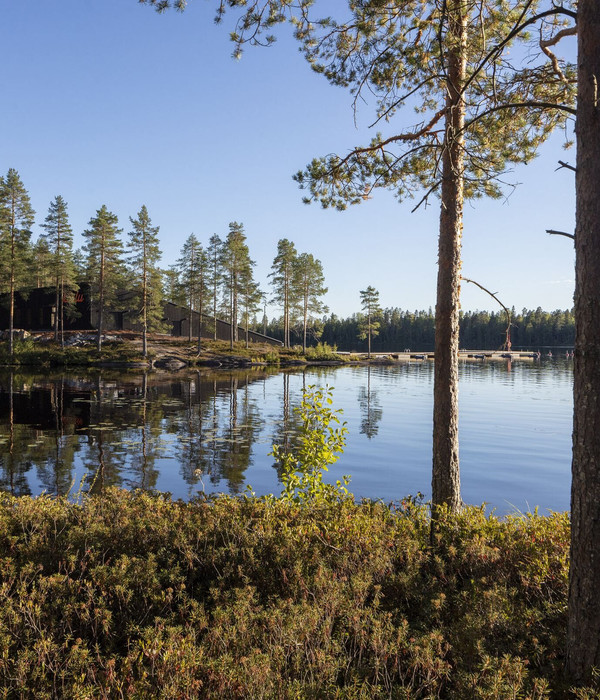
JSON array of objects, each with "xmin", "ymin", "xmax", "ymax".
[{"xmin": 0, "ymin": 488, "xmax": 596, "ymax": 699}]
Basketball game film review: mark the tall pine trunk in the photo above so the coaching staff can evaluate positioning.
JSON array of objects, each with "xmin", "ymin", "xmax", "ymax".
[
  {"xmin": 54, "ymin": 277, "xmax": 60, "ymax": 342},
  {"xmin": 9, "ymin": 207, "xmax": 16, "ymax": 357},
  {"xmin": 97, "ymin": 244, "xmax": 105, "ymax": 352},
  {"xmin": 567, "ymin": 0, "xmax": 600, "ymax": 680},
  {"xmin": 431, "ymin": 2, "xmax": 466, "ymax": 512},
  {"xmin": 142, "ymin": 240, "xmax": 148, "ymax": 358}
]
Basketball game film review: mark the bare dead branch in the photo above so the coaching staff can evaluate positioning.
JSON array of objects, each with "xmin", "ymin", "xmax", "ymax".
[
  {"xmin": 547, "ymin": 229, "xmax": 575, "ymax": 240},
  {"xmin": 461, "ymin": 276, "xmax": 513, "ymax": 350},
  {"xmin": 411, "ymin": 180, "xmax": 442, "ymax": 212},
  {"xmin": 557, "ymin": 160, "xmax": 576, "ymax": 172}
]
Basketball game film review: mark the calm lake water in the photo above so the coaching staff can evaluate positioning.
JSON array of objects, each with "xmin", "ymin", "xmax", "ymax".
[{"xmin": 0, "ymin": 358, "xmax": 573, "ymax": 515}]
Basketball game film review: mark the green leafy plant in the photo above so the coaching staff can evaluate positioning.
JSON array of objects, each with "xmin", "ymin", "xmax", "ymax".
[
  {"xmin": 304, "ymin": 341, "xmax": 341, "ymax": 361},
  {"xmin": 271, "ymin": 385, "xmax": 350, "ymax": 503}
]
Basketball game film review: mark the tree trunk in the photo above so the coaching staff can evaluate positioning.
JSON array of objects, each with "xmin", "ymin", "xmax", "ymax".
[
  {"xmin": 9, "ymin": 217, "xmax": 15, "ymax": 357},
  {"xmin": 97, "ymin": 243, "xmax": 105, "ymax": 352},
  {"xmin": 566, "ymin": 0, "xmax": 600, "ymax": 681},
  {"xmin": 54, "ymin": 276, "xmax": 60, "ymax": 342},
  {"xmin": 303, "ymin": 294, "xmax": 308, "ymax": 353},
  {"xmin": 142, "ymin": 242, "xmax": 148, "ymax": 358},
  {"xmin": 198, "ymin": 298, "xmax": 203, "ymax": 355},
  {"xmin": 431, "ymin": 3, "xmax": 466, "ymax": 512},
  {"xmin": 59, "ymin": 275, "xmax": 65, "ymax": 348}
]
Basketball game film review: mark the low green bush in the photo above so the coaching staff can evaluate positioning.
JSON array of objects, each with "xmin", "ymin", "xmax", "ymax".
[
  {"xmin": 0, "ymin": 487, "xmax": 589, "ymax": 699},
  {"xmin": 304, "ymin": 342, "xmax": 342, "ymax": 361}
]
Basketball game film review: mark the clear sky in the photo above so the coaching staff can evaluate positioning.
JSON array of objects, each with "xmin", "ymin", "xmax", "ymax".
[{"xmin": 1, "ymin": 1, "xmax": 576, "ymax": 320}]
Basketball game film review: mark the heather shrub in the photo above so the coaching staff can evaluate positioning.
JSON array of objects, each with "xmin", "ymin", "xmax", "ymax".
[{"xmin": 0, "ymin": 487, "xmax": 587, "ymax": 698}]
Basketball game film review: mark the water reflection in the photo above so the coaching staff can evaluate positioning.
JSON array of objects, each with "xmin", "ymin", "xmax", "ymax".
[
  {"xmin": 0, "ymin": 360, "xmax": 574, "ymax": 514},
  {"xmin": 358, "ymin": 366, "xmax": 383, "ymax": 439},
  {"xmin": 0, "ymin": 369, "xmax": 275, "ymax": 498}
]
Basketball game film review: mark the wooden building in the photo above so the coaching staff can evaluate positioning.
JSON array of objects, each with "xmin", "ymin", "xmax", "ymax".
[{"xmin": 1, "ymin": 285, "xmax": 282, "ymax": 346}]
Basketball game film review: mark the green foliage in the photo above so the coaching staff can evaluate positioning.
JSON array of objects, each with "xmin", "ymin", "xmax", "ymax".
[
  {"xmin": 269, "ymin": 238, "xmax": 298, "ymax": 349},
  {"xmin": 221, "ymin": 222, "xmax": 255, "ymax": 346},
  {"xmin": 0, "ymin": 486, "xmax": 589, "ymax": 698},
  {"xmin": 0, "ymin": 339, "xmax": 145, "ymax": 367},
  {"xmin": 128, "ymin": 205, "xmax": 166, "ymax": 343},
  {"xmin": 304, "ymin": 341, "xmax": 341, "ymax": 361},
  {"xmin": 82, "ymin": 205, "xmax": 125, "ymax": 349},
  {"xmin": 263, "ymin": 350, "xmax": 280, "ymax": 365},
  {"xmin": 272, "ymin": 385, "xmax": 350, "ymax": 503}
]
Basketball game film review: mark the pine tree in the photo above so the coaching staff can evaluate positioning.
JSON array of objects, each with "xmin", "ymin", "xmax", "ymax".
[
  {"xmin": 163, "ymin": 266, "xmax": 185, "ymax": 307},
  {"xmin": 127, "ymin": 205, "xmax": 164, "ymax": 357},
  {"xmin": 567, "ymin": 0, "xmax": 600, "ymax": 681},
  {"xmin": 269, "ymin": 238, "xmax": 298, "ymax": 349},
  {"xmin": 358, "ymin": 286, "xmax": 382, "ymax": 360},
  {"xmin": 177, "ymin": 234, "xmax": 204, "ymax": 344},
  {"xmin": 294, "ymin": 252, "xmax": 328, "ymax": 353},
  {"xmin": 206, "ymin": 233, "xmax": 222, "ymax": 340},
  {"xmin": 31, "ymin": 238, "xmax": 53, "ymax": 289},
  {"xmin": 40, "ymin": 195, "xmax": 76, "ymax": 346},
  {"xmin": 221, "ymin": 222, "xmax": 253, "ymax": 349},
  {"xmin": 241, "ymin": 273, "xmax": 262, "ymax": 349},
  {"xmin": 0, "ymin": 169, "xmax": 35, "ymax": 355},
  {"xmin": 82, "ymin": 205, "xmax": 124, "ymax": 351},
  {"xmin": 195, "ymin": 246, "xmax": 209, "ymax": 354}
]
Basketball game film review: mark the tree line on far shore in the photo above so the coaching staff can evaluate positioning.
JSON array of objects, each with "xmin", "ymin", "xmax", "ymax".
[{"xmin": 261, "ymin": 306, "xmax": 575, "ymax": 352}]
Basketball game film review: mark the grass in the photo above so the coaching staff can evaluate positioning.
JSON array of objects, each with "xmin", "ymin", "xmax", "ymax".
[
  {"xmin": 0, "ymin": 488, "xmax": 595, "ymax": 698},
  {"xmin": 0, "ymin": 336, "xmax": 353, "ymax": 368},
  {"xmin": 0, "ymin": 338, "xmax": 147, "ymax": 368}
]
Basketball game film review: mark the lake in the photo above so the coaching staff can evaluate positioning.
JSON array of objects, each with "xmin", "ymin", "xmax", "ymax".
[{"xmin": 0, "ymin": 358, "xmax": 573, "ymax": 515}]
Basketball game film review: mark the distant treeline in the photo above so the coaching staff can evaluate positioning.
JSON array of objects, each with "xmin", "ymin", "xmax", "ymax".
[{"xmin": 260, "ymin": 307, "xmax": 575, "ymax": 351}]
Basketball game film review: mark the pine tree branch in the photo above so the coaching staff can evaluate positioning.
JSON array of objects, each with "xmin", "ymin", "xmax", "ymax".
[
  {"xmin": 462, "ymin": 5, "xmax": 577, "ymax": 99},
  {"xmin": 557, "ymin": 160, "xmax": 576, "ymax": 173},
  {"xmin": 461, "ymin": 100, "xmax": 576, "ymax": 137},
  {"xmin": 547, "ymin": 229, "xmax": 575, "ymax": 241}
]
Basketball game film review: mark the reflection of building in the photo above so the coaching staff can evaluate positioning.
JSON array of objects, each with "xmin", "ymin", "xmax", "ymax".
[{"xmin": 0, "ymin": 285, "xmax": 282, "ymax": 346}]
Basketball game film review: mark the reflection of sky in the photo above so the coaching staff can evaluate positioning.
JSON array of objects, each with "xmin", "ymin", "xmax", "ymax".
[{"xmin": 0, "ymin": 360, "xmax": 573, "ymax": 516}]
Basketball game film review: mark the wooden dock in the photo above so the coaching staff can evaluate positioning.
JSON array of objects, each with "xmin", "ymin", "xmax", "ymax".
[{"xmin": 340, "ymin": 350, "xmax": 563, "ymax": 362}]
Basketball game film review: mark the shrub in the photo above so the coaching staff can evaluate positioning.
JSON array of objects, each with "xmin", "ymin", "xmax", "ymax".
[
  {"xmin": 0, "ymin": 489, "xmax": 582, "ymax": 698},
  {"xmin": 304, "ymin": 342, "xmax": 341, "ymax": 361},
  {"xmin": 271, "ymin": 385, "xmax": 350, "ymax": 503}
]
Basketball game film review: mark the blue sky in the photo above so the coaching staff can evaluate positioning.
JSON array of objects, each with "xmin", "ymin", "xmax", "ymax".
[{"xmin": 1, "ymin": 1, "xmax": 576, "ymax": 319}]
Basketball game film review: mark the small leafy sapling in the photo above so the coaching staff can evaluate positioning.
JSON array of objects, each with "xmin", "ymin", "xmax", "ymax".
[{"xmin": 272, "ymin": 385, "xmax": 350, "ymax": 503}]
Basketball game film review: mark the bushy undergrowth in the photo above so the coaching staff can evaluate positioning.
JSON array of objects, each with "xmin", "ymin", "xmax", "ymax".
[
  {"xmin": 304, "ymin": 342, "xmax": 343, "ymax": 361},
  {"xmin": 0, "ymin": 488, "xmax": 593, "ymax": 699}
]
